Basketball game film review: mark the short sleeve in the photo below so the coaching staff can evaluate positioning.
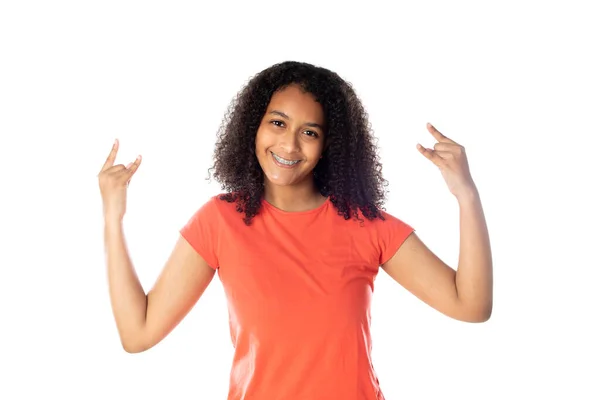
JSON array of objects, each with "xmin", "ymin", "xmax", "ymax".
[
  {"xmin": 179, "ymin": 196, "xmax": 220, "ymax": 269},
  {"xmin": 377, "ymin": 210, "xmax": 415, "ymax": 265}
]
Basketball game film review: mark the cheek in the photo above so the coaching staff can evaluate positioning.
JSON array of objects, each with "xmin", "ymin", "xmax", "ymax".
[{"xmin": 255, "ymin": 129, "xmax": 268, "ymax": 153}]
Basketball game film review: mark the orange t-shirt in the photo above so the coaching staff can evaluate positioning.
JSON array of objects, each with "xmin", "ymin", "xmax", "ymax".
[{"xmin": 180, "ymin": 195, "xmax": 414, "ymax": 400}]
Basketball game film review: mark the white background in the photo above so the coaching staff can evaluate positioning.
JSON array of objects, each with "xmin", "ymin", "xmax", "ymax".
[{"xmin": 1, "ymin": 1, "xmax": 599, "ymax": 399}]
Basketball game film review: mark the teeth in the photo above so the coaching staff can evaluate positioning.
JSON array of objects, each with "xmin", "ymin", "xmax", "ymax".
[{"xmin": 272, "ymin": 152, "xmax": 300, "ymax": 165}]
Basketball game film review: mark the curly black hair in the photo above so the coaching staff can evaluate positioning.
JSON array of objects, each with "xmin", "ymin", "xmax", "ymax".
[{"xmin": 209, "ymin": 61, "xmax": 388, "ymax": 225}]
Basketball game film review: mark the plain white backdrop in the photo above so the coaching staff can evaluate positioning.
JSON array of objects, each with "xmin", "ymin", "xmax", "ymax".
[{"xmin": 1, "ymin": 1, "xmax": 598, "ymax": 399}]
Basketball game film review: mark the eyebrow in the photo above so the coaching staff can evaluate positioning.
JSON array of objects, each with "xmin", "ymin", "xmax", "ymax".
[{"xmin": 268, "ymin": 110, "xmax": 324, "ymax": 130}]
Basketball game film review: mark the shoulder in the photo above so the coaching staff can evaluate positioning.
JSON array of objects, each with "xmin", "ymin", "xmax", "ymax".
[
  {"xmin": 327, "ymin": 204, "xmax": 414, "ymax": 266},
  {"xmin": 198, "ymin": 193, "xmax": 240, "ymax": 211},
  {"xmin": 211, "ymin": 192, "xmax": 247, "ymax": 218},
  {"xmin": 378, "ymin": 208, "xmax": 414, "ymax": 236},
  {"xmin": 350, "ymin": 205, "xmax": 413, "ymax": 232},
  {"xmin": 365, "ymin": 208, "xmax": 415, "ymax": 265},
  {"xmin": 332, "ymin": 204, "xmax": 414, "ymax": 239},
  {"xmin": 184, "ymin": 193, "xmax": 239, "ymax": 225},
  {"xmin": 357, "ymin": 206, "xmax": 415, "ymax": 242},
  {"xmin": 378, "ymin": 208, "xmax": 411, "ymax": 227}
]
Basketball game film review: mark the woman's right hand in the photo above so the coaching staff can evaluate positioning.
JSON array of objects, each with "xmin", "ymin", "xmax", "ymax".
[{"xmin": 98, "ymin": 139, "xmax": 142, "ymax": 222}]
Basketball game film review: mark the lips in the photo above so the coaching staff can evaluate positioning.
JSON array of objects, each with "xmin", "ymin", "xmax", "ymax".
[{"xmin": 271, "ymin": 151, "xmax": 301, "ymax": 167}]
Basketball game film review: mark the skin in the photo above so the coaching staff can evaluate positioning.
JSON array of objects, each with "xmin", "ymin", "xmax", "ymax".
[
  {"xmin": 98, "ymin": 87, "xmax": 492, "ymax": 353},
  {"xmin": 255, "ymin": 84, "xmax": 328, "ymax": 211},
  {"xmin": 382, "ymin": 125, "xmax": 493, "ymax": 323},
  {"xmin": 98, "ymin": 144, "xmax": 215, "ymax": 353}
]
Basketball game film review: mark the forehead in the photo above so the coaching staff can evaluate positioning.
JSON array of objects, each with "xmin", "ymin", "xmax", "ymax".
[{"xmin": 267, "ymin": 85, "xmax": 324, "ymax": 123}]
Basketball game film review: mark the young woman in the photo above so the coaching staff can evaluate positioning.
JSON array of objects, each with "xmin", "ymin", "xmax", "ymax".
[{"xmin": 98, "ymin": 61, "xmax": 493, "ymax": 400}]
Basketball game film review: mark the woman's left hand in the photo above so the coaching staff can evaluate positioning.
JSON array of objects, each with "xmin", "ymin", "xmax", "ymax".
[{"xmin": 417, "ymin": 123, "xmax": 477, "ymax": 200}]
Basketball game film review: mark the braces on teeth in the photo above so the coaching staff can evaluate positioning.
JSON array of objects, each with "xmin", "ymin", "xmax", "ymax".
[{"xmin": 273, "ymin": 153, "xmax": 300, "ymax": 165}]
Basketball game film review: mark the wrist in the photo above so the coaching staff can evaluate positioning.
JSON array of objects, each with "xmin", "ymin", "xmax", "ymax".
[
  {"xmin": 455, "ymin": 184, "xmax": 479, "ymax": 204},
  {"xmin": 104, "ymin": 215, "xmax": 124, "ymax": 231}
]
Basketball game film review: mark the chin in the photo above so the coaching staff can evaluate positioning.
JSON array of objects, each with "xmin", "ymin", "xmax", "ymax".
[
  {"xmin": 264, "ymin": 169, "xmax": 315, "ymax": 187},
  {"xmin": 264, "ymin": 176, "xmax": 304, "ymax": 187}
]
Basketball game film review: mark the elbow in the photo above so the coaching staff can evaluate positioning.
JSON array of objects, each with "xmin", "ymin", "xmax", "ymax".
[
  {"xmin": 465, "ymin": 310, "xmax": 492, "ymax": 323},
  {"xmin": 122, "ymin": 344, "xmax": 137, "ymax": 353},
  {"xmin": 481, "ymin": 305, "xmax": 493, "ymax": 322},
  {"xmin": 115, "ymin": 321, "xmax": 153, "ymax": 353},
  {"xmin": 479, "ymin": 299, "xmax": 494, "ymax": 321},
  {"xmin": 119, "ymin": 333, "xmax": 151, "ymax": 354},
  {"xmin": 471, "ymin": 306, "xmax": 493, "ymax": 323},
  {"xmin": 122, "ymin": 340, "xmax": 150, "ymax": 354},
  {"xmin": 456, "ymin": 301, "xmax": 493, "ymax": 323}
]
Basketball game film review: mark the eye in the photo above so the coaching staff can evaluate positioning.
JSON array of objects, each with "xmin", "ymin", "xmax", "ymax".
[
  {"xmin": 270, "ymin": 120, "xmax": 285, "ymax": 128},
  {"xmin": 304, "ymin": 130, "xmax": 319, "ymax": 138}
]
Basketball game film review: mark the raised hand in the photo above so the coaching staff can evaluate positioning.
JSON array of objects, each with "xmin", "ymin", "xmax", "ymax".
[
  {"xmin": 98, "ymin": 139, "xmax": 142, "ymax": 222},
  {"xmin": 417, "ymin": 123, "xmax": 476, "ymax": 199}
]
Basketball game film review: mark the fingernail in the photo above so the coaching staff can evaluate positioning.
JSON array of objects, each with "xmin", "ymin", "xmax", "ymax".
[{"xmin": 427, "ymin": 122, "xmax": 432, "ymax": 128}]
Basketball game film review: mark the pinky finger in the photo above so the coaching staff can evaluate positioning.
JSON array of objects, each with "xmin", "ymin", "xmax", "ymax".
[
  {"xmin": 127, "ymin": 155, "xmax": 142, "ymax": 171},
  {"xmin": 126, "ymin": 155, "xmax": 142, "ymax": 177},
  {"xmin": 119, "ymin": 155, "xmax": 142, "ymax": 179},
  {"xmin": 125, "ymin": 156, "xmax": 141, "ymax": 186}
]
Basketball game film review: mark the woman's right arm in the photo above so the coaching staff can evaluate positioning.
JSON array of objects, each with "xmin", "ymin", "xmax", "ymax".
[{"xmin": 105, "ymin": 220, "xmax": 215, "ymax": 353}]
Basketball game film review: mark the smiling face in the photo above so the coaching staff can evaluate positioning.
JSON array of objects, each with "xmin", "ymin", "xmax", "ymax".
[{"xmin": 255, "ymin": 84, "xmax": 326, "ymax": 189}]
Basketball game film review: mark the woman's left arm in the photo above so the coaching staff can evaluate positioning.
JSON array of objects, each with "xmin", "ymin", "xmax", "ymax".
[{"xmin": 381, "ymin": 123, "xmax": 493, "ymax": 323}]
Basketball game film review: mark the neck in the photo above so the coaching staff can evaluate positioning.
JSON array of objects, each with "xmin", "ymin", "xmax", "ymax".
[{"xmin": 263, "ymin": 179, "xmax": 326, "ymax": 212}]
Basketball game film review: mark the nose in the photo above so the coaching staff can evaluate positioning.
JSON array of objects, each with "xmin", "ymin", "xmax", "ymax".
[{"xmin": 278, "ymin": 129, "xmax": 300, "ymax": 154}]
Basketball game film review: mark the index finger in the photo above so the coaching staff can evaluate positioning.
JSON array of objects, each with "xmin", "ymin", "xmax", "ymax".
[
  {"xmin": 427, "ymin": 122, "xmax": 456, "ymax": 144},
  {"xmin": 101, "ymin": 139, "xmax": 119, "ymax": 172}
]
